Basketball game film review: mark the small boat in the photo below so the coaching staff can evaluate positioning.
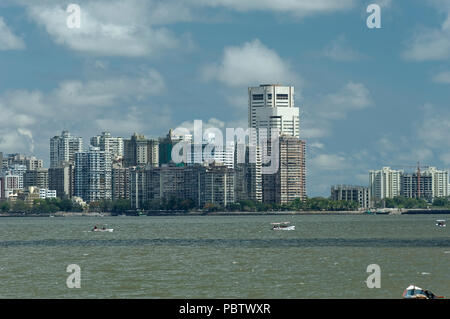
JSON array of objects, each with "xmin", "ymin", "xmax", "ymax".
[
  {"xmin": 271, "ymin": 222, "xmax": 295, "ymax": 231},
  {"xmin": 91, "ymin": 225, "xmax": 114, "ymax": 232},
  {"xmin": 402, "ymin": 285, "xmax": 444, "ymax": 299},
  {"xmin": 92, "ymin": 228, "xmax": 113, "ymax": 232},
  {"xmin": 436, "ymin": 220, "xmax": 446, "ymax": 227}
]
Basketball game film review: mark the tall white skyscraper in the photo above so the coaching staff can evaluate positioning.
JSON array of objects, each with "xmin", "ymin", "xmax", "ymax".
[
  {"xmin": 50, "ymin": 131, "xmax": 83, "ymax": 168},
  {"xmin": 248, "ymin": 84, "xmax": 300, "ymax": 140},
  {"xmin": 369, "ymin": 167, "xmax": 402, "ymax": 200},
  {"xmin": 90, "ymin": 132, "xmax": 124, "ymax": 161}
]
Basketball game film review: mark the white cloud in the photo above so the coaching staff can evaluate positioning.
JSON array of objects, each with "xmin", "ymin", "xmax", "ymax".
[
  {"xmin": 302, "ymin": 82, "xmax": 372, "ymax": 139},
  {"xmin": 0, "ymin": 17, "xmax": 25, "ymax": 50},
  {"xmin": 0, "ymin": 69, "xmax": 169, "ymax": 158},
  {"xmin": 194, "ymin": 0, "xmax": 356, "ymax": 17},
  {"xmin": 202, "ymin": 39, "xmax": 300, "ymax": 88},
  {"xmin": 25, "ymin": 1, "xmax": 186, "ymax": 57},
  {"xmin": 432, "ymin": 71, "xmax": 450, "ymax": 84},
  {"xmin": 321, "ymin": 35, "xmax": 367, "ymax": 62},
  {"xmin": 403, "ymin": 14, "xmax": 450, "ymax": 61}
]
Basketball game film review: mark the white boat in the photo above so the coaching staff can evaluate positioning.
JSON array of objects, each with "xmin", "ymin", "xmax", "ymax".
[
  {"xmin": 91, "ymin": 226, "xmax": 114, "ymax": 232},
  {"xmin": 271, "ymin": 222, "xmax": 295, "ymax": 231},
  {"xmin": 402, "ymin": 285, "xmax": 443, "ymax": 299},
  {"xmin": 436, "ymin": 220, "xmax": 446, "ymax": 227}
]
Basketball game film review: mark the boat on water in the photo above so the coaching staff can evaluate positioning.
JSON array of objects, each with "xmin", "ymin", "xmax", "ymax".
[
  {"xmin": 402, "ymin": 285, "xmax": 444, "ymax": 299},
  {"xmin": 91, "ymin": 225, "xmax": 114, "ymax": 232},
  {"xmin": 271, "ymin": 222, "xmax": 295, "ymax": 231},
  {"xmin": 436, "ymin": 220, "xmax": 446, "ymax": 227}
]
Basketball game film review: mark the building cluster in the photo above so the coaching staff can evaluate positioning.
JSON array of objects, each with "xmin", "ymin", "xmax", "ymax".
[
  {"xmin": 331, "ymin": 166, "xmax": 450, "ymax": 209},
  {"xmin": 0, "ymin": 152, "xmax": 56, "ymax": 204},
  {"xmin": 0, "ymin": 84, "xmax": 307, "ymax": 210}
]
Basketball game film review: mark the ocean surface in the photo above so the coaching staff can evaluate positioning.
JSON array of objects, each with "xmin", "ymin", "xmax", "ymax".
[{"xmin": 0, "ymin": 214, "xmax": 448, "ymax": 299}]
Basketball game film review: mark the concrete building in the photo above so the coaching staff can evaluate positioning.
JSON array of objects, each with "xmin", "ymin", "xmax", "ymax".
[
  {"xmin": 234, "ymin": 144, "xmax": 262, "ymax": 202},
  {"xmin": 74, "ymin": 146, "xmax": 112, "ymax": 203},
  {"xmin": 400, "ymin": 167, "xmax": 449, "ymax": 200},
  {"xmin": 369, "ymin": 167, "xmax": 402, "ymax": 200},
  {"xmin": 50, "ymin": 131, "xmax": 83, "ymax": 168},
  {"xmin": 130, "ymin": 163, "xmax": 235, "ymax": 209},
  {"xmin": 5, "ymin": 154, "xmax": 43, "ymax": 171},
  {"xmin": 90, "ymin": 132, "xmax": 124, "ymax": 161},
  {"xmin": 112, "ymin": 163, "xmax": 131, "ymax": 200},
  {"xmin": 263, "ymin": 135, "xmax": 306, "ymax": 204},
  {"xmin": 24, "ymin": 168, "xmax": 49, "ymax": 190},
  {"xmin": 49, "ymin": 163, "xmax": 74, "ymax": 199},
  {"xmin": 248, "ymin": 84, "xmax": 300, "ymax": 141},
  {"xmin": 0, "ymin": 173, "xmax": 20, "ymax": 200},
  {"xmin": 124, "ymin": 133, "xmax": 159, "ymax": 168},
  {"xmin": 5, "ymin": 164, "xmax": 27, "ymax": 190},
  {"xmin": 331, "ymin": 185, "xmax": 370, "ymax": 209}
]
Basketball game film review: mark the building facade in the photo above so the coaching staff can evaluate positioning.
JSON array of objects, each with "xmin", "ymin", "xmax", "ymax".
[
  {"xmin": 74, "ymin": 146, "xmax": 112, "ymax": 203},
  {"xmin": 369, "ymin": 167, "xmax": 402, "ymax": 201},
  {"xmin": 90, "ymin": 132, "xmax": 124, "ymax": 161},
  {"xmin": 331, "ymin": 185, "xmax": 370, "ymax": 209},
  {"xmin": 50, "ymin": 131, "xmax": 83, "ymax": 168},
  {"xmin": 49, "ymin": 163, "xmax": 75, "ymax": 199},
  {"xmin": 124, "ymin": 133, "xmax": 159, "ymax": 168}
]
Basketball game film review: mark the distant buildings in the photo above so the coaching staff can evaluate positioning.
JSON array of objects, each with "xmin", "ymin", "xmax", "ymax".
[
  {"xmin": 124, "ymin": 133, "xmax": 159, "ymax": 168},
  {"xmin": 369, "ymin": 166, "xmax": 450, "ymax": 204},
  {"xmin": 331, "ymin": 185, "xmax": 370, "ymax": 209},
  {"xmin": 74, "ymin": 146, "xmax": 112, "ymax": 203},
  {"xmin": 369, "ymin": 167, "xmax": 402, "ymax": 200},
  {"xmin": 50, "ymin": 131, "xmax": 83, "ymax": 168},
  {"xmin": 49, "ymin": 163, "xmax": 75, "ymax": 199},
  {"xmin": 249, "ymin": 84, "xmax": 306, "ymax": 205},
  {"xmin": 263, "ymin": 135, "xmax": 306, "ymax": 204},
  {"xmin": 1, "ymin": 83, "xmax": 309, "ymax": 209},
  {"xmin": 130, "ymin": 163, "xmax": 235, "ymax": 209},
  {"xmin": 90, "ymin": 132, "xmax": 124, "ymax": 161}
]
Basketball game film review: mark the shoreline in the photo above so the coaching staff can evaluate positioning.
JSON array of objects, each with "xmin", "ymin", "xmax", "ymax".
[{"xmin": 1, "ymin": 209, "xmax": 450, "ymax": 217}]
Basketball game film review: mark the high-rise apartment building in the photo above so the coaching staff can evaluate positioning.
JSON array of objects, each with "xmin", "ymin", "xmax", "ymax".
[
  {"xmin": 262, "ymin": 135, "xmax": 306, "ymax": 204},
  {"xmin": 74, "ymin": 146, "xmax": 112, "ymax": 203},
  {"xmin": 4, "ymin": 154, "xmax": 43, "ymax": 171},
  {"xmin": 400, "ymin": 167, "xmax": 449, "ymax": 200},
  {"xmin": 50, "ymin": 131, "xmax": 83, "ymax": 168},
  {"xmin": 248, "ymin": 84, "xmax": 305, "ymax": 204},
  {"xmin": 234, "ymin": 144, "xmax": 262, "ymax": 202},
  {"xmin": 130, "ymin": 163, "xmax": 235, "ymax": 209},
  {"xmin": 369, "ymin": 167, "xmax": 403, "ymax": 200},
  {"xmin": 24, "ymin": 168, "xmax": 49, "ymax": 190},
  {"xmin": 49, "ymin": 163, "xmax": 75, "ymax": 199},
  {"xmin": 124, "ymin": 133, "xmax": 159, "ymax": 168},
  {"xmin": 90, "ymin": 132, "xmax": 124, "ymax": 161}
]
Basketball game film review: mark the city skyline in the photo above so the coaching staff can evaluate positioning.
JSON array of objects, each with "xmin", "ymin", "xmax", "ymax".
[{"xmin": 1, "ymin": 0, "xmax": 450, "ymax": 197}]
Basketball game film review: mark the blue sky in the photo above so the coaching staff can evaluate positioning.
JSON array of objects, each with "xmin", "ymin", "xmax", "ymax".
[{"xmin": 0, "ymin": 0, "xmax": 450, "ymax": 196}]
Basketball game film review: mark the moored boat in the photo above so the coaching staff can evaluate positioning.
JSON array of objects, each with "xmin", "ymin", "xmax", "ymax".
[
  {"xmin": 402, "ymin": 285, "xmax": 444, "ymax": 299},
  {"xmin": 271, "ymin": 222, "xmax": 295, "ymax": 231}
]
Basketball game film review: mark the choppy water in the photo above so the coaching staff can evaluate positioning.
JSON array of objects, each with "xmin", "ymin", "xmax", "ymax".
[{"xmin": 0, "ymin": 214, "xmax": 448, "ymax": 298}]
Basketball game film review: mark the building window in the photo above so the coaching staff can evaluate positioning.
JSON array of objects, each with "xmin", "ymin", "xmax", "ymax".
[
  {"xmin": 276, "ymin": 94, "xmax": 289, "ymax": 100},
  {"xmin": 267, "ymin": 94, "xmax": 272, "ymax": 100},
  {"xmin": 252, "ymin": 94, "xmax": 264, "ymax": 101}
]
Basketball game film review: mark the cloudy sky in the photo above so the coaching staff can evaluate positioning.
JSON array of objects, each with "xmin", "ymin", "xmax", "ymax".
[{"xmin": 0, "ymin": 0, "xmax": 449, "ymax": 196}]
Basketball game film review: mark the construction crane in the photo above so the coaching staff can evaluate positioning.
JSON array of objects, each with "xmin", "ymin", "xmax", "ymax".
[{"xmin": 391, "ymin": 162, "xmax": 430, "ymax": 199}]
